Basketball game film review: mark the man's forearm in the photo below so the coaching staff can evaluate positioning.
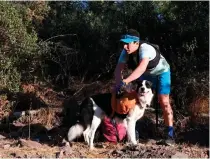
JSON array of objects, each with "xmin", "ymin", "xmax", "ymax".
[
  {"xmin": 114, "ymin": 63, "xmax": 125, "ymax": 85},
  {"xmin": 124, "ymin": 58, "xmax": 149, "ymax": 84},
  {"xmin": 124, "ymin": 66, "xmax": 145, "ymax": 83},
  {"xmin": 115, "ymin": 70, "xmax": 122, "ymax": 85}
]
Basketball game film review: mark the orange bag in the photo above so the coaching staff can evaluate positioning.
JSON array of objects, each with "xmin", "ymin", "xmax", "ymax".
[{"xmin": 111, "ymin": 91, "xmax": 138, "ymax": 116}]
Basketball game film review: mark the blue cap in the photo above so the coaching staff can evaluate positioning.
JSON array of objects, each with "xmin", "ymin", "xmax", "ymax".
[{"xmin": 120, "ymin": 34, "xmax": 140, "ymax": 43}]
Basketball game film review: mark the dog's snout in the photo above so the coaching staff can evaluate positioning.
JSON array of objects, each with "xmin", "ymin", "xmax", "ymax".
[{"xmin": 140, "ymin": 87, "xmax": 145, "ymax": 92}]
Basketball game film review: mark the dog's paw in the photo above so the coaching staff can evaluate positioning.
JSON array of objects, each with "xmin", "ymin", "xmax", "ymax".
[
  {"xmin": 83, "ymin": 132, "xmax": 90, "ymax": 145},
  {"xmin": 131, "ymin": 140, "xmax": 138, "ymax": 145},
  {"xmin": 89, "ymin": 145, "xmax": 96, "ymax": 150},
  {"xmin": 83, "ymin": 138, "xmax": 87, "ymax": 144}
]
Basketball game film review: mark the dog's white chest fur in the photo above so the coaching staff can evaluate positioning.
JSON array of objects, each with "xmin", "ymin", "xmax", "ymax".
[{"xmin": 138, "ymin": 91, "xmax": 154, "ymax": 106}]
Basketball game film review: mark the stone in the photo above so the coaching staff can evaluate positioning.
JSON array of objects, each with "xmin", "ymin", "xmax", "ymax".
[
  {"xmin": 171, "ymin": 152, "xmax": 188, "ymax": 158},
  {"xmin": 3, "ymin": 144, "xmax": 10, "ymax": 149},
  {"xmin": 19, "ymin": 139, "xmax": 42, "ymax": 148},
  {"xmin": 0, "ymin": 134, "xmax": 6, "ymax": 140}
]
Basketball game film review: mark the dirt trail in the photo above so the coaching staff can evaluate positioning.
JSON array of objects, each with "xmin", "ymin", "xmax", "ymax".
[{"xmin": 0, "ymin": 82, "xmax": 209, "ymax": 158}]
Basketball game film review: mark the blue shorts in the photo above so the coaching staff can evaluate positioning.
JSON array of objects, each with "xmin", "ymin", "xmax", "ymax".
[{"xmin": 139, "ymin": 70, "xmax": 171, "ymax": 95}]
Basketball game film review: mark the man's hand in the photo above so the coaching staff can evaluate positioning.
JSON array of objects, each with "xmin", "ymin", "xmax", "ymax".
[
  {"xmin": 116, "ymin": 80, "xmax": 126, "ymax": 91},
  {"xmin": 116, "ymin": 80, "xmax": 126, "ymax": 98}
]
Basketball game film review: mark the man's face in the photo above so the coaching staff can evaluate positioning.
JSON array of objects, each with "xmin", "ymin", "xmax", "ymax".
[{"xmin": 123, "ymin": 41, "xmax": 139, "ymax": 54}]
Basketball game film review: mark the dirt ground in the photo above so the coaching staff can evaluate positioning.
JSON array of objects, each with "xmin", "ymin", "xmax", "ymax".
[{"xmin": 0, "ymin": 81, "xmax": 209, "ymax": 158}]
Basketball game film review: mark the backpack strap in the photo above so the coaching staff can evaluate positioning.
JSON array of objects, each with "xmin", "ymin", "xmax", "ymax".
[
  {"xmin": 111, "ymin": 118, "xmax": 120, "ymax": 142},
  {"xmin": 141, "ymin": 41, "xmax": 161, "ymax": 70},
  {"xmin": 126, "ymin": 41, "xmax": 161, "ymax": 70}
]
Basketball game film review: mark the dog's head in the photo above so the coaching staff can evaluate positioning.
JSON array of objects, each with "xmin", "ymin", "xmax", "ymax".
[
  {"xmin": 119, "ymin": 80, "xmax": 152, "ymax": 94},
  {"xmin": 136, "ymin": 80, "xmax": 153, "ymax": 96},
  {"xmin": 116, "ymin": 80, "xmax": 154, "ymax": 105},
  {"xmin": 132, "ymin": 80, "xmax": 154, "ymax": 106}
]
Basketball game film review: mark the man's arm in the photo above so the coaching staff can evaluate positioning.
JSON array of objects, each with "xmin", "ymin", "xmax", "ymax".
[
  {"xmin": 123, "ymin": 57, "xmax": 149, "ymax": 84},
  {"xmin": 114, "ymin": 63, "xmax": 125, "ymax": 85}
]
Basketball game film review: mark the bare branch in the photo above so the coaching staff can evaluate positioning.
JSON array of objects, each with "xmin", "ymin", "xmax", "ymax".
[{"xmin": 44, "ymin": 34, "xmax": 77, "ymax": 42}]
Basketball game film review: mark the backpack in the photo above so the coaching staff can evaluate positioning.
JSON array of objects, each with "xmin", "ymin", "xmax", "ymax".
[
  {"xmin": 101, "ymin": 116, "xmax": 127, "ymax": 142},
  {"xmin": 102, "ymin": 91, "xmax": 138, "ymax": 143},
  {"xmin": 127, "ymin": 41, "xmax": 161, "ymax": 70},
  {"xmin": 111, "ymin": 91, "xmax": 138, "ymax": 116}
]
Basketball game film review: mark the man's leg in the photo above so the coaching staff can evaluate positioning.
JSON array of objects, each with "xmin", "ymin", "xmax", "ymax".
[
  {"xmin": 158, "ymin": 95, "xmax": 173, "ymax": 127},
  {"xmin": 157, "ymin": 70, "xmax": 175, "ymax": 146}
]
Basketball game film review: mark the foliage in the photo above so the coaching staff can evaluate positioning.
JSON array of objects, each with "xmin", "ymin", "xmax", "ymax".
[
  {"xmin": 0, "ymin": 1, "xmax": 209, "ymax": 107},
  {"xmin": 0, "ymin": 2, "xmax": 38, "ymax": 91}
]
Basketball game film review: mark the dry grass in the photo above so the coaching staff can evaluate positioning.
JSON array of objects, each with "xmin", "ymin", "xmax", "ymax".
[{"xmin": 188, "ymin": 96, "xmax": 209, "ymax": 124}]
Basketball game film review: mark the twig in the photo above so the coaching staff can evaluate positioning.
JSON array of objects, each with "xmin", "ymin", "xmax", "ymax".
[
  {"xmin": 81, "ymin": 70, "xmax": 88, "ymax": 83},
  {"xmin": 28, "ymin": 100, "xmax": 32, "ymax": 140},
  {"xmin": 72, "ymin": 81, "xmax": 99, "ymax": 96},
  {"xmin": 73, "ymin": 86, "xmax": 85, "ymax": 96},
  {"xmin": 28, "ymin": 112, "xmax": 31, "ymax": 140},
  {"xmin": 44, "ymin": 34, "xmax": 77, "ymax": 42}
]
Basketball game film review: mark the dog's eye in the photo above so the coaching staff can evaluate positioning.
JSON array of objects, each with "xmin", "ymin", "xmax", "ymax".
[
  {"xmin": 136, "ymin": 83, "xmax": 142, "ymax": 90},
  {"xmin": 138, "ymin": 83, "xmax": 143, "ymax": 87},
  {"xmin": 145, "ymin": 81, "xmax": 152, "ymax": 88}
]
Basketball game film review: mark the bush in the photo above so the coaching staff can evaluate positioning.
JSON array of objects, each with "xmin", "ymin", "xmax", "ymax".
[{"xmin": 0, "ymin": 2, "xmax": 38, "ymax": 91}]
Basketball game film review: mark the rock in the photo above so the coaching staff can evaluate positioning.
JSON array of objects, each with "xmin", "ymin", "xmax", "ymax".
[
  {"xmin": 56, "ymin": 150, "xmax": 63, "ymax": 158},
  {"xmin": 12, "ymin": 121, "xmax": 26, "ymax": 127},
  {"xmin": 55, "ymin": 152, "xmax": 60, "ymax": 158},
  {"xmin": 56, "ymin": 141, "xmax": 72, "ymax": 158},
  {"xmin": 0, "ymin": 134, "xmax": 6, "ymax": 140},
  {"xmin": 146, "ymin": 139, "xmax": 157, "ymax": 145},
  {"xmin": 132, "ymin": 150, "xmax": 140, "ymax": 157},
  {"xmin": 3, "ymin": 144, "xmax": 10, "ymax": 149},
  {"xmin": 95, "ymin": 143, "xmax": 106, "ymax": 148},
  {"xmin": 112, "ymin": 150, "xmax": 124, "ymax": 155},
  {"xmin": 171, "ymin": 152, "xmax": 188, "ymax": 158},
  {"xmin": 19, "ymin": 139, "xmax": 42, "ymax": 148},
  {"xmin": 10, "ymin": 153, "xmax": 16, "ymax": 157}
]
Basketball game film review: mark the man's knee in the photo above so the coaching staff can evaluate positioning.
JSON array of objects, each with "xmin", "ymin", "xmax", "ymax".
[
  {"xmin": 161, "ymin": 102, "xmax": 173, "ymax": 115},
  {"xmin": 159, "ymin": 96, "xmax": 173, "ymax": 115}
]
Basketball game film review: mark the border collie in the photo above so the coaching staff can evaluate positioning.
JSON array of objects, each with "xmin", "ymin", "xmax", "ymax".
[{"xmin": 67, "ymin": 80, "xmax": 154, "ymax": 149}]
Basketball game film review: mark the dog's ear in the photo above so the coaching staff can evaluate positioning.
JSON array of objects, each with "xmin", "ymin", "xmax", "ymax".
[
  {"xmin": 145, "ymin": 80, "xmax": 153, "ymax": 88},
  {"xmin": 132, "ymin": 83, "xmax": 138, "ymax": 91},
  {"xmin": 131, "ymin": 80, "xmax": 141, "ymax": 91},
  {"xmin": 116, "ymin": 89, "xmax": 124, "ymax": 98}
]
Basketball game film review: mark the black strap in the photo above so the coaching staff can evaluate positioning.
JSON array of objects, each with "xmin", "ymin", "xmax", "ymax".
[
  {"xmin": 111, "ymin": 118, "xmax": 120, "ymax": 142},
  {"xmin": 127, "ymin": 41, "xmax": 161, "ymax": 70},
  {"xmin": 155, "ymin": 77, "xmax": 159, "ymax": 129},
  {"xmin": 146, "ymin": 43, "xmax": 161, "ymax": 70},
  {"xmin": 141, "ymin": 41, "xmax": 161, "ymax": 70}
]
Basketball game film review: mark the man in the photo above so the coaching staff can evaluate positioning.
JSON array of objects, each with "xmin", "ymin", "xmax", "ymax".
[{"xmin": 114, "ymin": 29, "xmax": 174, "ymax": 146}]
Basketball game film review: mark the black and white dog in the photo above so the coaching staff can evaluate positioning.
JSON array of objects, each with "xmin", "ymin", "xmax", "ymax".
[{"xmin": 67, "ymin": 80, "xmax": 154, "ymax": 149}]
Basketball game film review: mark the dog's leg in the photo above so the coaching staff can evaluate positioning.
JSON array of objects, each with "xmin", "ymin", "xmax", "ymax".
[
  {"xmin": 83, "ymin": 125, "xmax": 90, "ymax": 144},
  {"xmin": 88, "ymin": 106, "xmax": 103, "ymax": 149},
  {"xmin": 89, "ymin": 116, "xmax": 102, "ymax": 149},
  {"xmin": 126, "ymin": 117, "xmax": 137, "ymax": 145},
  {"xmin": 126, "ymin": 105, "xmax": 144, "ymax": 145}
]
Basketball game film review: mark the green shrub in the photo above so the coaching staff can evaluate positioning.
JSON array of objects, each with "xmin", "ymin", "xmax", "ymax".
[{"xmin": 0, "ymin": 2, "xmax": 38, "ymax": 91}]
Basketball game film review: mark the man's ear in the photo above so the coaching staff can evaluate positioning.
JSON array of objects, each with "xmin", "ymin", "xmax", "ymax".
[{"xmin": 134, "ymin": 41, "xmax": 140, "ymax": 46}]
